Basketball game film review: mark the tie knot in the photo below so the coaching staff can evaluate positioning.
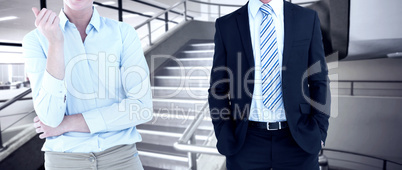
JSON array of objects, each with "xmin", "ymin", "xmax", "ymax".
[{"xmin": 260, "ymin": 4, "xmax": 274, "ymax": 16}]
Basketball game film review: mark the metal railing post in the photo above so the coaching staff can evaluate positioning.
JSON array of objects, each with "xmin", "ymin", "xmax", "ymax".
[
  {"xmin": 184, "ymin": 0, "xmax": 188, "ymax": 21},
  {"xmin": 40, "ymin": 0, "xmax": 47, "ymax": 9},
  {"xmin": 0, "ymin": 123, "xmax": 4, "ymax": 151},
  {"xmin": 188, "ymin": 134, "xmax": 197, "ymax": 170},
  {"xmin": 165, "ymin": 12, "xmax": 169, "ymax": 32},
  {"xmin": 351, "ymin": 82, "xmax": 354, "ymax": 96},
  {"xmin": 319, "ymin": 150, "xmax": 329, "ymax": 170},
  {"xmin": 147, "ymin": 22, "xmax": 152, "ymax": 45},
  {"xmin": 218, "ymin": 5, "xmax": 221, "ymax": 17},
  {"xmin": 118, "ymin": 0, "xmax": 123, "ymax": 22}
]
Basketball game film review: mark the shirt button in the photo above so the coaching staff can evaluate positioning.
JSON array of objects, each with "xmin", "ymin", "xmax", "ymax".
[{"xmin": 88, "ymin": 157, "xmax": 95, "ymax": 162}]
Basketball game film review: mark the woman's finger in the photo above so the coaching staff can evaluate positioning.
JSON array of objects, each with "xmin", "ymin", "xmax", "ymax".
[
  {"xmin": 39, "ymin": 134, "xmax": 46, "ymax": 139},
  {"xmin": 39, "ymin": 10, "xmax": 52, "ymax": 27},
  {"xmin": 47, "ymin": 12, "xmax": 57, "ymax": 27},
  {"xmin": 53, "ymin": 16, "xmax": 60, "ymax": 26},
  {"xmin": 35, "ymin": 127, "xmax": 43, "ymax": 133},
  {"xmin": 32, "ymin": 7, "xmax": 40, "ymax": 17},
  {"xmin": 33, "ymin": 116, "xmax": 40, "ymax": 122},
  {"xmin": 34, "ymin": 8, "xmax": 48, "ymax": 27},
  {"xmin": 33, "ymin": 121, "xmax": 41, "ymax": 128}
]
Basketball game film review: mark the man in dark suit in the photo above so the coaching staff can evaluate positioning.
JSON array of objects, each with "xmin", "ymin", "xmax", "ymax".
[{"xmin": 208, "ymin": 0, "xmax": 331, "ymax": 169}]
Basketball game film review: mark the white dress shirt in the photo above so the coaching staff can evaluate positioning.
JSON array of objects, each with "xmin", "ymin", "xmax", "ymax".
[
  {"xmin": 23, "ymin": 7, "xmax": 153, "ymax": 153},
  {"xmin": 248, "ymin": 0, "xmax": 286, "ymax": 122}
]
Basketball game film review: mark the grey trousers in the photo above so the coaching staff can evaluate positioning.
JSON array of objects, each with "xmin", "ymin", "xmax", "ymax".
[{"xmin": 44, "ymin": 143, "xmax": 143, "ymax": 170}]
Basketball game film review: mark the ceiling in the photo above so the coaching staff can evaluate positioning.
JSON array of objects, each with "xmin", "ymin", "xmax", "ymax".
[
  {"xmin": 1, "ymin": 0, "xmax": 400, "ymax": 61},
  {"xmin": 0, "ymin": 0, "xmax": 249, "ymax": 43},
  {"xmin": 0, "ymin": 0, "xmax": 178, "ymax": 43}
]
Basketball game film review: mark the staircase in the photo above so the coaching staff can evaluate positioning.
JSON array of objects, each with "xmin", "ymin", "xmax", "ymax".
[{"xmin": 136, "ymin": 40, "xmax": 215, "ymax": 170}]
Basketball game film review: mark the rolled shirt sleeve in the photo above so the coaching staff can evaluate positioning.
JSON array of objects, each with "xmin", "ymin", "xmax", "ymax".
[{"xmin": 23, "ymin": 30, "xmax": 67, "ymax": 128}]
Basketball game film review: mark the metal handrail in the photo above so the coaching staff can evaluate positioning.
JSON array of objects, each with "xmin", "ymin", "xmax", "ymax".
[
  {"xmin": 187, "ymin": 0, "xmax": 242, "ymax": 18},
  {"xmin": 173, "ymin": 103, "xmax": 220, "ymax": 155},
  {"xmin": 134, "ymin": 0, "xmax": 246, "ymax": 47},
  {"xmin": 322, "ymin": 148, "xmax": 402, "ymax": 169},
  {"xmin": 334, "ymin": 80, "xmax": 402, "ymax": 96},
  {"xmin": 0, "ymin": 87, "xmax": 32, "ymax": 151},
  {"xmin": 93, "ymin": 1, "xmax": 179, "ymax": 24},
  {"xmin": 131, "ymin": 0, "xmax": 194, "ymax": 20},
  {"xmin": 0, "ymin": 88, "xmax": 31, "ymax": 111},
  {"xmin": 134, "ymin": 0, "xmax": 189, "ymax": 46},
  {"xmin": 174, "ymin": 78, "xmax": 402, "ymax": 170},
  {"xmin": 135, "ymin": 0, "xmax": 188, "ymax": 29},
  {"xmin": 188, "ymin": 0, "xmax": 243, "ymax": 7}
]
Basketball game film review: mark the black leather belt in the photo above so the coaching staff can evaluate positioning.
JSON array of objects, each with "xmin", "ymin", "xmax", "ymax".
[{"xmin": 248, "ymin": 121, "xmax": 288, "ymax": 130}]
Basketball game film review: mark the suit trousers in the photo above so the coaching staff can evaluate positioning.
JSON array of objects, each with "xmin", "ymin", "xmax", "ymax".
[
  {"xmin": 226, "ymin": 126, "xmax": 319, "ymax": 170},
  {"xmin": 44, "ymin": 143, "xmax": 143, "ymax": 170}
]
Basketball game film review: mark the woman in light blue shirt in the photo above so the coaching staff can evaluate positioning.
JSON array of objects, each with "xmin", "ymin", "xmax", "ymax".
[{"xmin": 23, "ymin": 0, "xmax": 153, "ymax": 169}]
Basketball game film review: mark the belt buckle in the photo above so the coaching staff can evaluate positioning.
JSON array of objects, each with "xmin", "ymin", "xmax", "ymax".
[{"xmin": 267, "ymin": 122, "xmax": 280, "ymax": 130}]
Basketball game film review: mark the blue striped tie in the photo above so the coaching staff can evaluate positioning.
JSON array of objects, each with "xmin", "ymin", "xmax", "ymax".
[{"xmin": 260, "ymin": 4, "xmax": 283, "ymax": 111}]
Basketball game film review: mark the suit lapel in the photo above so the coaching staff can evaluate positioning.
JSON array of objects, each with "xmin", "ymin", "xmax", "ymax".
[
  {"xmin": 282, "ymin": 1, "xmax": 294, "ymax": 68},
  {"xmin": 236, "ymin": 3, "xmax": 255, "ymax": 68}
]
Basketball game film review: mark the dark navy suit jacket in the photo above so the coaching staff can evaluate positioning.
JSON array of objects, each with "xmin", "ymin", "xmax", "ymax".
[{"xmin": 208, "ymin": 1, "xmax": 331, "ymax": 156}]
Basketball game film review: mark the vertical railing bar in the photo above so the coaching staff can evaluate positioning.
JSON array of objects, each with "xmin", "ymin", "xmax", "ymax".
[
  {"xmin": 118, "ymin": 0, "xmax": 123, "ymax": 22},
  {"xmin": 165, "ymin": 12, "xmax": 169, "ymax": 32},
  {"xmin": 40, "ymin": 0, "xmax": 47, "ymax": 9},
  {"xmin": 147, "ymin": 22, "xmax": 152, "ymax": 45},
  {"xmin": 351, "ymin": 82, "xmax": 354, "ymax": 96},
  {"xmin": 0, "ymin": 125, "xmax": 3, "ymax": 151},
  {"xmin": 184, "ymin": 0, "xmax": 188, "ymax": 21},
  {"xmin": 188, "ymin": 134, "xmax": 197, "ymax": 170},
  {"xmin": 218, "ymin": 5, "xmax": 221, "ymax": 18}
]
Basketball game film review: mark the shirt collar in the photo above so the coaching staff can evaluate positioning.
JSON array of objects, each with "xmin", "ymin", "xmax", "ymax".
[
  {"xmin": 58, "ymin": 9, "xmax": 69, "ymax": 32},
  {"xmin": 249, "ymin": 0, "xmax": 283, "ymax": 18},
  {"xmin": 59, "ymin": 6, "xmax": 101, "ymax": 32}
]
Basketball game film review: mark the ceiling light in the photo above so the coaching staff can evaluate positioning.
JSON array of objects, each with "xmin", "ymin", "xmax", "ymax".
[
  {"xmin": 0, "ymin": 46, "xmax": 23, "ymax": 53},
  {"xmin": 123, "ymin": 14, "xmax": 139, "ymax": 19},
  {"xmin": 144, "ymin": 12, "xmax": 155, "ymax": 16},
  {"xmin": 0, "ymin": 16, "xmax": 18, "ymax": 22},
  {"xmin": 101, "ymin": 1, "xmax": 116, "ymax": 5},
  {"xmin": 0, "ymin": 53, "xmax": 24, "ymax": 64}
]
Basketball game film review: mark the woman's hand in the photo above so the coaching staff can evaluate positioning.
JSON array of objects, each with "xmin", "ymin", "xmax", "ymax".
[
  {"xmin": 33, "ymin": 114, "xmax": 90, "ymax": 139},
  {"xmin": 32, "ymin": 7, "xmax": 64, "ymax": 45},
  {"xmin": 33, "ymin": 116, "xmax": 66, "ymax": 139}
]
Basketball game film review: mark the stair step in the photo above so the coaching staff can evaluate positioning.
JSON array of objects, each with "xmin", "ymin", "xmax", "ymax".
[
  {"xmin": 155, "ymin": 66, "xmax": 211, "ymax": 77},
  {"xmin": 144, "ymin": 112, "xmax": 213, "ymax": 130},
  {"xmin": 137, "ymin": 143, "xmax": 187, "ymax": 157},
  {"xmin": 184, "ymin": 43, "xmax": 215, "ymax": 51},
  {"xmin": 153, "ymin": 98, "xmax": 206, "ymax": 110},
  {"xmin": 178, "ymin": 50, "xmax": 214, "ymax": 58},
  {"xmin": 139, "ymin": 150, "xmax": 188, "ymax": 170},
  {"xmin": 137, "ymin": 41, "xmax": 216, "ymax": 170},
  {"xmin": 143, "ymin": 166, "xmax": 166, "ymax": 170},
  {"xmin": 137, "ymin": 124, "xmax": 211, "ymax": 136},
  {"xmin": 152, "ymin": 76, "xmax": 210, "ymax": 87},
  {"xmin": 152, "ymin": 108, "xmax": 202, "ymax": 116},
  {"xmin": 152, "ymin": 86, "xmax": 208, "ymax": 99},
  {"xmin": 164, "ymin": 58, "xmax": 213, "ymax": 67},
  {"xmin": 139, "ymin": 129, "xmax": 208, "ymax": 146}
]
